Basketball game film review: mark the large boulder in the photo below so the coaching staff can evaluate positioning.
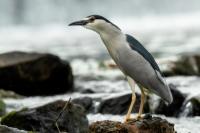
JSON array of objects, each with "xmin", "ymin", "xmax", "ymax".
[
  {"xmin": 154, "ymin": 85, "xmax": 186, "ymax": 117},
  {"xmin": 163, "ymin": 54, "xmax": 200, "ymax": 76},
  {"xmin": 1, "ymin": 100, "xmax": 89, "ymax": 133},
  {"xmin": 98, "ymin": 93, "xmax": 150, "ymax": 114},
  {"xmin": 0, "ymin": 51, "xmax": 73, "ymax": 96}
]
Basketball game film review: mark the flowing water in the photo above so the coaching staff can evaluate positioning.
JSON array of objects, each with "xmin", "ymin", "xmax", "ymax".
[{"xmin": 1, "ymin": 0, "xmax": 200, "ymax": 132}]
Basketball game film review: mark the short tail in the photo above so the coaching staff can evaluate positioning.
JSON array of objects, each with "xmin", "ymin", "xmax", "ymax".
[
  {"xmin": 162, "ymin": 84, "xmax": 173, "ymax": 104},
  {"xmin": 150, "ymin": 78, "xmax": 173, "ymax": 104}
]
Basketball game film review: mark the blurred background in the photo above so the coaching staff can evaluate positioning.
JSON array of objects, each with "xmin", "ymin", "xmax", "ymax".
[
  {"xmin": 0, "ymin": 0, "xmax": 200, "ymax": 132},
  {"xmin": 0, "ymin": 0, "xmax": 200, "ymax": 59}
]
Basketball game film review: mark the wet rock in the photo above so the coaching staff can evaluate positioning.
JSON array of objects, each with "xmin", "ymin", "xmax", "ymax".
[
  {"xmin": 89, "ymin": 116, "xmax": 176, "ymax": 133},
  {"xmin": 81, "ymin": 89, "xmax": 95, "ymax": 94},
  {"xmin": 0, "ymin": 51, "xmax": 73, "ymax": 96},
  {"xmin": 98, "ymin": 93, "xmax": 150, "ymax": 114},
  {"xmin": 154, "ymin": 85, "xmax": 185, "ymax": 117},
  {"xmin": 179, "ymin": 95, "xmax": 200, "ymax": 117},
  {"xmin": 1, "ymin": 100, "xmax": 89, "ymax": 133},
  {"xmin": 0, "ymin": 125, "xmax": 27, "ymax": 133},
  {"xmin": 163, "ymin": 55, "xmax": 200, "ymax": 76},
  {"xmin": 0, "ymin": 99, "xmax": 6, "ymax": 116},
  {"xmin": 0, "ymin": 89, "xmax": 23, "ymax": 99},
  {"xmin": 72, "ymin": 97, "xmax": 94, "ymax": 113}
]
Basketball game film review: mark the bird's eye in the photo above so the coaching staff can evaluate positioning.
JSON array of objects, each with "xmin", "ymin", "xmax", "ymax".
[{"xmin": 89, "ymin": 17, "xmax": 95, "ymax": 23}]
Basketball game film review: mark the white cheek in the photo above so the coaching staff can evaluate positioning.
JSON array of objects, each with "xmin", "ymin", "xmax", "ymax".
[
  {"xmin": 83, "ymin": 20, "xmax": 107, "ymax": 32},
  {"xmin": 83, "ymin": 25, "xmax": 91, "ymax": 29},
  {"xmin": 84, "ymin": 23, "xmax": 96, "ymax": 30}
]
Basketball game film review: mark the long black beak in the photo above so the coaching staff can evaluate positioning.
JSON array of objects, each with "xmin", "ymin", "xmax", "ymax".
[{"xmin": 68, "ymin": 20, "xmax": 88, "ymax": 26}]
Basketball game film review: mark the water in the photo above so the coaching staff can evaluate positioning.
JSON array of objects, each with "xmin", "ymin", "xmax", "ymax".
[
  {"xmin": 0, "ymin": 13, "xmax": 200, "ymax": 60},
  {"xmin": 1, "ymin": 0, "xmax": 200, "ymax": 25},
  {"xmin": 0, "ymin": 1, "xmax": 200, "ymax": 59},
  {"xmin": 1, "ymin": 0, "xmax": 200, "ymax": 132}
]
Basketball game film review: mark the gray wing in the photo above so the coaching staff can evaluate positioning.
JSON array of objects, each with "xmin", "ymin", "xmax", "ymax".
[
  {"xmin": 126, "ymin": 34, "xmax": 161, "ymax": 73},
  {"xmin": 126, "ymin": 34, "xmax": 165, "ymax": 84},
  {"xmin": 125, "ymin": 34, "xmax": 173, "ymax": 103}
]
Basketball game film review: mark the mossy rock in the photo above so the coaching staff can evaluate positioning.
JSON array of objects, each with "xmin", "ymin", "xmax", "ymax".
[
  {"xmin": 1, "ymin": 100, "xmax": 89, "ymax": 132},
  {"xmin": 0, "ymin": 99, "xmax": 6, "ymax": 116},
  {"xmin": 0, "ymin": 89, "xmax": 23, "ymax": 99}
]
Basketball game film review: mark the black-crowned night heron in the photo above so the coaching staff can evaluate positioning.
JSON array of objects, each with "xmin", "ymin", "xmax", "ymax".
[{"xmin": 69, "ymin": 15, "xmax": 173, "ymax": 122}]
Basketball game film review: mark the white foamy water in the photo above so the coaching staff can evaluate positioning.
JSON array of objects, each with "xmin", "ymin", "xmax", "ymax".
[{"xmin": 0, "ymin": 12, "xmax": 200, "ymax": 60}]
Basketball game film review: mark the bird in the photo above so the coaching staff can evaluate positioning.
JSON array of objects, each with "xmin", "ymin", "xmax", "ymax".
[{"xmin": 69, "ymin": 15, "xmax": 173, "ymax": 122}]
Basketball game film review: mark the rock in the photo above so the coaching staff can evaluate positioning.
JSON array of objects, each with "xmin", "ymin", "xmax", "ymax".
[
  {"xmin": 81, "ymin": 89, "xmax": 95, "ymax": 94},
  {"xmin": 1, "ymin": 100, "xmax": 89, "ymax": 133},
  {"xmin": 0, "ymin": 89, "xmax": 23, "ymax": 99},
  {"xmin": 0, "ymin": 99, "xmax": 6, "ymax": 116},
  {"xmin": 163, "ymin": 54, "xmax": 200, "ymax": 76},
  {"xmin": 89, "ymin": 116, "xmax": 176, "ymax": 133},
  {"xmin": 0, "ymin": 51, "xmax": 73, "ymax": 96},
  {"xmin": 0, "ymin": 125, "xmax": 27, "ymax": 133},
  {"xmin": 72, "ymin": 97, "xmax": 94, "ymax": 113},
  {"xmin": 179, "ymin": 95, "xmax": 200, "ymax": 117},
  {"xmin": 98, "ymin": 93, "xmax": 150, "ymax": 114},
  {"xmin": 154, "ymin": 85, "xmax": 185, "ymax": 117}
]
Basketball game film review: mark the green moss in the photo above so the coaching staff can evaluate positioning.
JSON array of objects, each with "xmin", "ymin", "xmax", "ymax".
[
  {"xmin": 1, "ymin": 110, "xmax": 17, "ymax": 123},
  {"xmin": 0, "ymin": 99, "xmax": 6, "ymax": 116},
  {"xmin": 1, "ymin": 107, "xmax": 29, "ymax": 129}
]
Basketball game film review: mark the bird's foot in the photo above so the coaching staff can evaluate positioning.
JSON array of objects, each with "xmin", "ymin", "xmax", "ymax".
[
  {"xmin": 124, "ymin": 118, "xmax": 135, "ymax": 123},
  {"xmin": 136, "ymin": 115, "xmax": 142, "ymax": 120},
  {"xmin": 124, "ymin": 115, "xmax": 140, "ymax": 123},
  {"xmin": 124, "ymin": 113, "xmax": 152, "ymax": 123}
]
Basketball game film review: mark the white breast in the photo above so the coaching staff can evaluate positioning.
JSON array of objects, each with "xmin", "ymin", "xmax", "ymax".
[
  {"xmin": 100, "ymin": 33, "xmax": 134, "ymax": 73},
  {"xmin": 101, "ymin": 33, "xmax": 128, "ymax": 61}
]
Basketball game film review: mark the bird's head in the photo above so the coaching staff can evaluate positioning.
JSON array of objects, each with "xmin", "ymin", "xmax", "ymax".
[{"xmin": 69, "ymin": 15, "xmax": 121, "ymax": 34}]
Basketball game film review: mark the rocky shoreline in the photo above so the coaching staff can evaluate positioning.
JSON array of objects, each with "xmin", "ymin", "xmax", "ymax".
[{"xmin": 0, "ymin": 51, "xmax": 200, "ymax": 132}]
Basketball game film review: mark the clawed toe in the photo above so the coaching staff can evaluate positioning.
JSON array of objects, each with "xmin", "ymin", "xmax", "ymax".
[
  {"xmin": 124, "ymin": 115, "xmax": 143, "ymax": 123},
  {"xmin": 124, "ymin": 118, "xmax": 136, "ymax": 123},
  {"xmin": 136, "ymin": 115, "xmax": 143, "ymax": 120}
]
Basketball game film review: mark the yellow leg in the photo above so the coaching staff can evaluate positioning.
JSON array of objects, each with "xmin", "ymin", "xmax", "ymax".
[
  {"xmin": 124, "ymin": 77, "xmax": 136, "ymax": 122},
  {"xmin": 137, "ymin": 88, "xmax": 146, "ymax": 119}
]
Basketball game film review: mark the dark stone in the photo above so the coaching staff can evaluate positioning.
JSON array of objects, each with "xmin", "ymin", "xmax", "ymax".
[
  {"xmin": 0, "ymin": 125, "xmax": 27, "ymax": 133},
  {"xmin": 163, "ymin": 54, "xmax": 200, "ymax": 76},
  {"xmin": 1, "ymin": 100, "xmax": 89, "ymax": 133},
  {"xmin": 98, "ymin": 93, "xmax": 150, "ymax": 114},
  {"xmin": 154, "ymin": 84, "xmax": 185, "ymax": 117},
  {"xmin": 89, "ymin": 116, "xmax": 176, "ymax": 133},
  {"xmin": 81, "ymin": 89, "xmax": 95, "ymax": 94},
  {"xmin": 179, "ymin": 95, "xmax": 200, "ymax": 117},
  {"xmin": 0, "ymin": 51, "xmax": 73, "ymax": 96},
  {"xmin": 72, "ymin": 97, "xmax": 94, "ymax": 113}
]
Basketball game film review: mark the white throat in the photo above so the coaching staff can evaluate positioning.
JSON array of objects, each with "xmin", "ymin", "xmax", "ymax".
[{"xmin": 97, "ymin": 27, "xmax": 127, "ymax": 62}]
